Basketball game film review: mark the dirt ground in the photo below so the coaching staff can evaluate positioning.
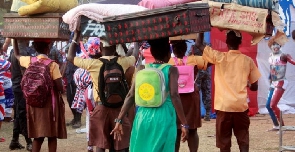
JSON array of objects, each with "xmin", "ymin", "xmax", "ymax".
[{"xmin": 1, "ymin": 96, "xmax": 295, "ymax": 152}]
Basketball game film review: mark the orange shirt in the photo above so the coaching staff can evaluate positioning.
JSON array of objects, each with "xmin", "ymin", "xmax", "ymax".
[
  {"xmin": 20, "ymin": 55, "xmax": 62, "ymax": 80},
  {"xmin": 202, "ymin": 46, "xmax": 261, "ymax": 112},
  {"xmin": 168, "ymin": 55, "xmax": 208, "ymax": 70}
]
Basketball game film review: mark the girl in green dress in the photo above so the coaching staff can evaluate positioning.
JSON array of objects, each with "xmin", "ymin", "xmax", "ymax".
[{"xmin": 111, "ymin": 37, "xmax": 189, "ymax": 152}]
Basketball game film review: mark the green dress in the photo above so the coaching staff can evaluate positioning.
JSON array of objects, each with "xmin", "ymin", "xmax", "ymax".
[{"xmin": 130, "ymin": 64, "xmax": 177, "ymax": 152}]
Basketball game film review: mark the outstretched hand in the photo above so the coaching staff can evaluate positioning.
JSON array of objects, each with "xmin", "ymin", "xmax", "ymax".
[{"xmin": 110, "ymin": 123, "xmax": 124, "ymax": 141}]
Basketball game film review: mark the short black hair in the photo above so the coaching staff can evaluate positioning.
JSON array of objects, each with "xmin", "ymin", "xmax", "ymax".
[
  {"xmin": 226, "ymin": 31, "xmax": 242, "ymax": 48},
  {"xmin": 170, "ymin": 40, "xmax": 187, "ymax": 58},
  {"xmin": 32, "ymin": 41, "xmax": 50, "ymax": 54},
  {"xmin": 148, "ymin": 37, "xmax": 170, "ymax": 61},
  {"xmin": 99, "ymin": 43, "xmax": 116, "ymax": 55}
]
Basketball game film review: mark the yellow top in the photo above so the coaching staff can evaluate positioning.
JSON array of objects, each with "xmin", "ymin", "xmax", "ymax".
[
  {"xmin": 20, "ymin": 55, "xmax": 62, "ymax": 80},
  {"xmin": 74, "ymin": 56, "xmax": 136, "ymax": 102},
  {"xmin": 168, "ymin": 55, "xmax": 208, "ymax": 70},
  {"xmin": 202, "ymin": 46, "xmax": 261, "ymax": 112}
]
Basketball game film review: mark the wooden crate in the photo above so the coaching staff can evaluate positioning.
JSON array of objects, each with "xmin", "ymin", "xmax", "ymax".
[
  {"xmin": 2, "ymin": 13, "xmax": 71, "ymax": 40},
  {"xmin": 80, "ymin": 3, "xmax": 211, "ymax": 45}
]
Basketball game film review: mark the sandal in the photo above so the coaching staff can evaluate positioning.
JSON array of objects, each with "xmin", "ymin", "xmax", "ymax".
[{"xmin": 0, "ymin": 137, "xmax": 5, "ymax": 142}]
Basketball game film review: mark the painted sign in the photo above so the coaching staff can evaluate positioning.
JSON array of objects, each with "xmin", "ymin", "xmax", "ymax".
[
  {"xmin": 209, "ymin": 2, "xmax": 269, "ymax": 34},
  {"xmin": 80, "ymin": 16, "xmax": 106, "ymax": 37}
]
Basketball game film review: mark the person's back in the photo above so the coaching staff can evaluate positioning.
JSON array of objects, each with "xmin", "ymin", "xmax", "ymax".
[
  {"xmin": 111, "ymin": 37, "xmax": 189, "ymax": 152},
  {"xmin": 168, "ymin": 40, "xmax": 207, "ymax": 152},
  {"xmin": 196, "ymin": 31, "xmax": 261, "ymax": 152},
  {"xmin": 199, "ymin": 31, "xmax": 260, "ymax": 111},
  {"xmin": 8, "ymin": 40, "xmax": 34, "ymax": 151},
  {"xmin": 67, "ymin": 32, "xmax": 135, "ymax": 151},
  {"xmin": 74, "ymin": 51, "xmax": 135, "ymax": 151},
  {"xmin": 13, "ymin": 39, "xmax": 66, "ymax": 152}
]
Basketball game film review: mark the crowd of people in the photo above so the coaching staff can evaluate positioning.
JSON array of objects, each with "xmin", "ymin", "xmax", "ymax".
[{"xmin": 1, "ymin": 24, "xmax": 295, "ymax": 152}]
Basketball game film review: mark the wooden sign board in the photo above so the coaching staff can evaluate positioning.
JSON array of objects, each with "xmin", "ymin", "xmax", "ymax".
[
  {"xmin": 208, "ymin": 1, "xmax": 270, "ymax": 34},
  {"xmin": 169, "ymin": 33, "xmax": 198, "ymax": 40},
  {"xmin": 2, "ymin": 13, "xmax": 71, "ymax": 40},
  {"xmin": 80, "ymin": 15, "xmax": 107, "ymax": 38}
]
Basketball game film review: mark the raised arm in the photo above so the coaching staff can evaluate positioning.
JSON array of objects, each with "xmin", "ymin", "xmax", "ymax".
[
  {"xmin": 67, "ymin": 30, "xmax": 81, "ymax": 63},
  {"xmin": 132, "ymin": 42, "xmax": 140, "ymax": 61},
  {"xmin": 3, "ymin": 38, "xmax": 11, "ymax": 53},
  {"xmin": 280, "ymin": 54, "xmax": 295, "ymax": 65},
  {"xmin": 286, "ymin": 54, "xmax": 295, "ymax": 65},
  {"xmin": 12, "ymin": 39, "xmax": 21, "ymax": 60},
  {"xmin": 195, "ymin": 33, "xmax": 206, "ymax": 52}
]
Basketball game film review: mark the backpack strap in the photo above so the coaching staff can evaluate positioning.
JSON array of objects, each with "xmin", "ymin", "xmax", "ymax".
[
  {"xmin": 145, "ymin": 63, "xmax": 168, "ymax": 69},
  {"xmin": 42, "ymin": 59, "xmax": 53, "ymax": 65},
  {"xmin": 157, "ymin": 64, "xmax": 168, "ymax": 70},
  {"xmin": 173, "ymin": 56, "xmax": 188, "ymax": 66},
  {"xmin": 30, "ymin": 56, "xmax": 38, "ymax": 63},
  {"xmin": 182, "ymin": 56, "xmax": 188, "ymax": 65},
  {"xmin": 173, "ymin": 57, "xmax": 178, "ymax": 65},
  {"xmin": 30, "ymin": 57, "xmax": 53, "ymax": 66},
  {"xmin": 99, "ymin": 56, "xmax": 119, "ymax": 64},
  {"xmin": 51, "ymin": 89, "xmax": 56, "ymax": 121}
]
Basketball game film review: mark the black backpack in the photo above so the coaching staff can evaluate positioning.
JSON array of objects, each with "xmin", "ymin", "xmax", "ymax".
[{"xmin": 98, "ymin": 57, "xmax": 129, "ymax": 108}]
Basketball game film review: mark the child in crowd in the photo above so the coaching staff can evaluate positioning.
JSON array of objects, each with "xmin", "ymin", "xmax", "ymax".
[
  {"xmin": 13, "ymin": 39, "xmax": 66, "ymax": 152},
  {"xmin": 0, "ymin": 45, "xmax": 11, "ymax": 142},
  {"xmin": 111, "ymin": 37, "xmax": 189, "ymax": 152},
  {"xmin": 169, "ymin": 40, "xmax": 209, "ymax": 152}
]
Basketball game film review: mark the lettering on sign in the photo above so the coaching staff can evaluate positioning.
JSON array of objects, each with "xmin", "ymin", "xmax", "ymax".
[
  {"xmin": 210, "ymin": 7, "xmax": 266, "ymax": 33},
  {"xmin": 81, "ymin": 20, "xmax": 106, "ymax": 37}
]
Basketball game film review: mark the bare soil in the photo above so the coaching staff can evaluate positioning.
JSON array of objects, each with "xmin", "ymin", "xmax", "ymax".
[{"xmin": 0, "ymin": 95, "xmax": 295, "ymax": 152}]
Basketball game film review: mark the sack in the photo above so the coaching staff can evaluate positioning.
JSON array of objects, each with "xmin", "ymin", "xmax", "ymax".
[
  {"xmin": 18, "ymin": 0, "xmax": 78, "ymax": 16},
  {"xmin": 21, "ymin": 57, "xmax": 53, "ymax": 108},
  {"xmin": 173, "ymin": 56, "xmax": 195, "ymax": 93},
  {"xmin": 135, "ymin": 64, "xmax": 169, "ymax": 107},
  {"xmin": 98, "ymin": 57, "xmax": 129, "ymax": 108}
]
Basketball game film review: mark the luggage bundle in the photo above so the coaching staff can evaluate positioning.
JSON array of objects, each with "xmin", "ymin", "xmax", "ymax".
[
  {"xmin": 206, "ymin": 0, "xmax": 283, "ymax": 44},
  {"xmin": 79, "ymin": 2, "xmax": 211, "ymax": 45},
  {"xmin": 2, "ymin": 13, "xmax": 71, "ymax": 40}
]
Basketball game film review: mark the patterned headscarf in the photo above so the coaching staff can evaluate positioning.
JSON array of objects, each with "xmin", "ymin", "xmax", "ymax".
[{"xmin": 87, "ymin": 37, "xmax": 100, "ymax": 56}]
